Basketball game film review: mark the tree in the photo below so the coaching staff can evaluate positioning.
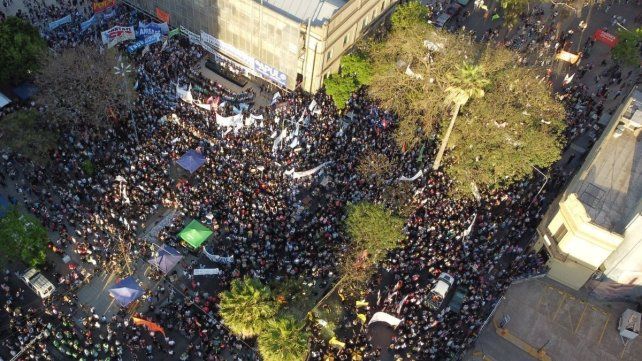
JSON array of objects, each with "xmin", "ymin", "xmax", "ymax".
[
  {"xmin": 612, "ymin": 27, "xmax": 642, "ymax": 66},
  {"xmin": 390, "ymin": 0, "xmax": 430, "ymax": 31},
  {"xmin": 324, "ymin": 73, "xmax": 358, "ymax": 109},
  {"xmin": 340, "ymin": 53, "xmax": 373, "ymax": 85},
  {"xmin": 0, "ymin": 110, "xmax": 57, "ymax": 165},
  {"xmin": 34, "ymin": 45, "xmax": 136, "ymax": 131},
  {"xmin": 257, "ymin": 316, "xmax": 309, "ymax": 361},
  {"xmin": 357, "ymin": 150, "xmax": 394, "ymax": 186},
  {"xmin": 367, "ymin": 26, "xmax": 566, "ymax": 193},
  {"xmin": 219, "ymin": 277, "xmax": 279, "ymax": 338},
  {"xmin": 0, "ymin": 207, "xmax": 48, "ymax": 267},
  {"xmin": 0, "ymin": 17, "xmax": 47, "ymax": 84},
  {"xmin": 498, "ymin": 0, "xmax": 531, "ymax": 27},
  {"xmin": 432, "ymin": 63, "xmax": 490, "ymax": 170},
  {"xmin": 345, "ymin": 202, "xmax": 404, "ymax": 259}
]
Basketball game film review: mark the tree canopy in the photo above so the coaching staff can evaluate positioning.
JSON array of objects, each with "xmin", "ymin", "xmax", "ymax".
[
  {"xmin": 612, "ymin": 27, "xmax": 642, "ymax": 66},
  {"xmin": 0, "ymin": 110, "xmax": 57, "ymax": 165},
  {"xmin": 218, "ymin": 277, "xmax": 279, "ymax": 338},
  {"xmin": 35, "ymin": 45, "xmax": 136, "ymax": 131},
  {"xmin": 0, "ymin": 16, "xmax": 47, "ymax": 85},
  {"xmin": 258, "ymin": 316, "xmax": 309, "ymax": 361},
  {"xmin": 324, "ymin": 52, "xmax": 372, "ymax": 109},
  {"xmin": 0, "ymin": 207, "xmax": 49, "ymax": 267},
  {"xmin": 367, "ymin": 25, "xmax": 566, "ymax": 192},
  {"xmin": 345, "ymin": 202, "xmax": 405, "ymax": 258},
  {"xmin": 390, "ymin": 0, "xmax": 430, "ymax": 31}
]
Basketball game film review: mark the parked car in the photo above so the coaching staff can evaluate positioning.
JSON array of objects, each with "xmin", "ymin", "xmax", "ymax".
[
  {"xmin": 18, "ymin": 268, "xmax": 55, "ymax": 299},
  {"xmin": 434, "ymin": 3, "xmax": 463, "ymax": 28},
  {"xmin": 427, "ymin": 273, "xmax": 455, "ymax": 309}
]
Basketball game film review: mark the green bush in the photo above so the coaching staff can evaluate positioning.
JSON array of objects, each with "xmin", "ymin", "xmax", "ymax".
[{"xmin": 0, "ymin": 207, "xmax": 48, "ymax": 267}]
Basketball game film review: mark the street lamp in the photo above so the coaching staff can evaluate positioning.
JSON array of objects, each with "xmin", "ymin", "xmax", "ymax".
[{"xmin": 113, "ymin": 61, "xmax": 139, "ymax": 144}]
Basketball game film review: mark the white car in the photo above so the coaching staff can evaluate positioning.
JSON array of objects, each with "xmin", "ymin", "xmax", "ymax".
[
  {"xmin": 18, "ymin": 268, "xmax": 55, "ymax": 299},
  {"xmin": 427, "ymin": 273, "xmax": 455, "ymax": 309}
]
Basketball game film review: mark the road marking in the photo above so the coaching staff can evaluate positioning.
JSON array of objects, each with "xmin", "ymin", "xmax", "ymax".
[
  {"xmin": 574, "ymin": 303, "xmax": 588, "ymax": 334},
  {"xmin": 598, "ymin": 316, "xmax": 609, "ymax": 344},
  {"xmin": 552, "ymin": 292, "xmax": 567, "ymax": 321}
]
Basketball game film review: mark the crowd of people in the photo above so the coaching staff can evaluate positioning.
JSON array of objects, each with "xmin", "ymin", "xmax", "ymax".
[{"xmin": 1, "ymin": 0, "xmax": 639, "ymax": 360}]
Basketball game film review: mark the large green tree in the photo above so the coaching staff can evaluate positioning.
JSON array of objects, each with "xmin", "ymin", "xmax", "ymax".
[
  {"xmin": 390, "ymin": 0, "xmax": 430, "ymax": 30},
  {"xmin": 368, "ymin": 26, "xmax": 566, "ymax": 193},
  {"xmin": 219, "ymin": 277, "xmax": 279, "ymax": 338},
  {"xmin": 0, "ymin": 16, "xmax": 47, "ymax": 84},
  {"xmin": 345, "ymin": 202, "xmax": 404, "ymax": 259},
  {"xmin": 0, "ymin": 207, "xmax": 48, "ymax": 267},
  {"xmin": 258, "ymin": 316, "xmax": 309, "ymax": 361},
  {"xmin": 0, "ymin": 110, "xmax": 57, "ymax": 165},
  {"xmin": 612, "ymin": 27, "xmax": 642, "ymax": 66}
]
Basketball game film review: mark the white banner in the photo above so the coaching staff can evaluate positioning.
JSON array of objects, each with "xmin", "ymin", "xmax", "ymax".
[
  {"xmin": 101, "ymin": 26, "xmax": 136, "ymax": 48},
  {"xmin": 272, "ymin": 128, "xmax": 287, "ymax": 154},
  {"xmin": 368, "ymin": 312, "xmax": 402, "ymax": 327},
  {"xmin": 203, "ymin": 248, "xmax": 234, "ymax": 265},
  {"xmin": 216, "ymin": 113, "xmax": 243, "ymax": 128},
  {"xmin": 176, "ymin": 84, "xmax": 193, "ymax": 103},
  {"xmin": 200, "ymin": 31, "xmax": 254, "ymax": 68},
  {"xmin": 195, "ymin": 102, "xmax": 211, "ymax": 111},
  {"xmin": 398, "ymin": 170, "xmax": 424, "ymax": 182},
  {"xmin": 179, "ymin": 25, "xmax": 201, "ymax": 44},
  {"xmin": 286, "ymin": 161, "xmax": 332, "ymax": 179},
  {"xmin": 193, "ymin": 268, "xmax": 222, "ymax": 276}
]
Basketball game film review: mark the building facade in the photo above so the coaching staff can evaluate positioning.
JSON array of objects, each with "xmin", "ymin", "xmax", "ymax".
[
  {"xmin": 125, "ymin": 0, "xmax": 398, "ymax": 91},
  {"xmin": 534, "ymin": 86, "xmax": 642, "ymax": 300}
]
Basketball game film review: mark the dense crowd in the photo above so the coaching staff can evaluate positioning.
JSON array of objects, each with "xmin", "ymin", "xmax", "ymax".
[{"xmin": 1, "ymin": 0, "xmax": 639, "ymax": 360}]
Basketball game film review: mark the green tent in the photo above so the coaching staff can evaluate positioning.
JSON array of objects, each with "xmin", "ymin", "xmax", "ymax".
[{"xmin": 178, "ymin": 220, "xmax": 213, "ymax": 249}]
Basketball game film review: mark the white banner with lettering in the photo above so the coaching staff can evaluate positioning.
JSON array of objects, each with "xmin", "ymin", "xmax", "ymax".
[
  {"xmin": 284, "ymin": 161, "xmax": 332, "ymax": 179},
  {"xmin": 368, "ymin": 312, "xmax": 403, "ymax": 327}
]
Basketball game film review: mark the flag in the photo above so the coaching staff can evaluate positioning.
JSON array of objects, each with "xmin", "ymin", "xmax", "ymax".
[
  {"xmin": 132, "ymin": 317, "xmax": 165, "ymax": 336},
  {"xmin": 168, "ymin": 28, "xmax": 180, "ymax": 38}
]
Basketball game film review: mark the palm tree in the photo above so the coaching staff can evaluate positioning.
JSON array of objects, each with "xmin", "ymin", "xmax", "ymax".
[
  {"xmin": 219, "ymin": 276, "xmax": 278, "ymax": 338},
  {"xmin": 258, "ymin": 316, "xmax": 310, "ymax": 361},
  {"xmin": 432, "ymin": 63, "xmax": 489, "ymax": 170}
]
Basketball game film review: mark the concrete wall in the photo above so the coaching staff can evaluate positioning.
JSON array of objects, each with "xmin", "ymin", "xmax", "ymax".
[
  {"xmin": 302, "ymin": 0, "xmax": 398, "ymax": 92},
  {"xmin": 127, "ymin": 0, "xmax": 301, "ymax": 88}
]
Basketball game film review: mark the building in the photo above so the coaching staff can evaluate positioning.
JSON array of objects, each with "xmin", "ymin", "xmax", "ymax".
[
  {"xmin": 125, "ymin": 0, "xmax": 398, "ymax": 91},
  {"xmin": 533, "ymin": 86, "xmax": 642, "ymax": 299}
]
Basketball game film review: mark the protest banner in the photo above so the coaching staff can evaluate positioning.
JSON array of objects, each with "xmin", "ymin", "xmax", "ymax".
[
  {"xmin": 92, "ymin": 0, "xmax": 115, "ymax": 13},
  {"xmin": 101, "ymin": 26, "xmax": 136, "ymax": 48}
]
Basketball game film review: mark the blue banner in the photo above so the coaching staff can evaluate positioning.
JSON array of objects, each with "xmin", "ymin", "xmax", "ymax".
[
  {"xmin": 137, "ymin": 21, "xmax": 168, "ymax": 38},
  {"xmin": 127, "ymin": 33, "xmax": 161, "ymax": 53},
  {"xmin": 80, "ymin": 15, "xmax": 97, "ymax": 32},
  {"xmin": 48, "ymin": 14, "xmax": 72, "ymax": 31}
]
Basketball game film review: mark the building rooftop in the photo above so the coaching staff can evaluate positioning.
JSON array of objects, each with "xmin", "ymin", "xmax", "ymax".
[
  {"xmin": 567, "ymin": 88, "xmax": 642, "ymax": 234},
  {"xmin": 260, "ymin": 0, "xmax": 348, "ymax": 26}
]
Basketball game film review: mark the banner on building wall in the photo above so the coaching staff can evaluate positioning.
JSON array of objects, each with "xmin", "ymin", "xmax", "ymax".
[
  {"xmin": 101, "ymin": 26, "xmax": 135, "ymax": 48},
  {"xmin": 593, "ymin": 29, "xmax": 618, "ymax": 47},
  {"xmin": 126, "ymin": 32, "xmax": 161, "ymax": 53},
  {"xmin": 200, "ymin": 31, "xmax": 254, "ymax": 68},
  {"xmin": 200, "ymin": 31, "xmax": 288, "ymax": 87},
  {"xmin": 156, "ymin": 7, "xmax": 170, "ymax": 23},
  {"xmin": 180, "ymin": 25, "xmax": 201, "ymax": 44},
  {"xmin": 137, "ymin": 21, "xmax": 168, "ymax": 38},
  {"xmin": 92, "ymin": 0, "xmax": 116, "ymax": 13},
  {"xmin": 48, "ymin": 14, "xmax": 72, "ymax": 31},
  {"xmin": 253, "ymin": 59, "xmax": 287, "ymax": 87}
]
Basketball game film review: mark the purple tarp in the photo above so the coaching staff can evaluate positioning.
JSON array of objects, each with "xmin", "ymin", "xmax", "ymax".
[
  {"xmin": 176, "ymin": 149, "xmax": 205, "ymax": 174},
  {"xmin": 108, "ymin": 276, "xmax": 144, "ymax": 307},
  {"xmin": 147, "ymin": 244, "xmax": 183, "ymax": 274}
]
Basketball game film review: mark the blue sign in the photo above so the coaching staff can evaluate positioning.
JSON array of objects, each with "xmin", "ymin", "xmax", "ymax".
[
  {"xmin": 137, "ymin": 21, "xmax": 168, "ymax": 38},
  {"xmin": 127, "ymin": 33, "xmax": 161, "ymax": 53},
  {"xmin": 48, "ymin": 14, "xmax": 72, "ymax": 31},
  {"xmin": 253, "ymin": 59, "xmax": 287, "ymax": 87},
  {"xmin": 80, "ymin": 15, "xmax": 97, "ymax": 32}
]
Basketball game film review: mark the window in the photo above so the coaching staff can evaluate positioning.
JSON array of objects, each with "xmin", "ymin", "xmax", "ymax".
[
  {"xmin": 362, "ymin": 17, "xmax": 369, "ymax": 28},
  {"xmin": 552, "ymin": 224, "xmax": 567, "ymax": 243},
  {"xmin": 326, "ymin": 50, "xmax": 333, "ymax": 61},
  {"xmin": 343, "ymin": 34, "xmax": 349, "ymax": 47},
  {"xmin": 381, "ymin": 1, "xmax": 385, "ymax": 11}
]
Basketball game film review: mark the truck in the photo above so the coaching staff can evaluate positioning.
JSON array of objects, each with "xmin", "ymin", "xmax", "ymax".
[
  {"xmin": 427, "ymin": 273, "xmax": 455, "ymax": 310},
  {"xmin": 18, "ymin": 268, "xmax": 56, "ymax": 299}
]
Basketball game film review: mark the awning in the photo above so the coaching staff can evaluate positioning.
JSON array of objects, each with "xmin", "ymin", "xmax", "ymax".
[
  {"xmin": 178, "ymin": 220, "xmax": 212, "ymax": 249},
  {"xmin": 176, "ymin": 149, "xmax": 206, "ymax": 173},
  {"xmin": 0, "ymin": 92, "xmax": 11, "ymax": 108},
  {"xmin": 148, "ymin": 244, "xmax": 183, "ymax": 274},
  {"xmin": 12, "ymin": 83, "xmax": 38, "ymax": 101},
  {"xmin": 108, "ymin": 276, "xmax": 144, "ymax": 307}
]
